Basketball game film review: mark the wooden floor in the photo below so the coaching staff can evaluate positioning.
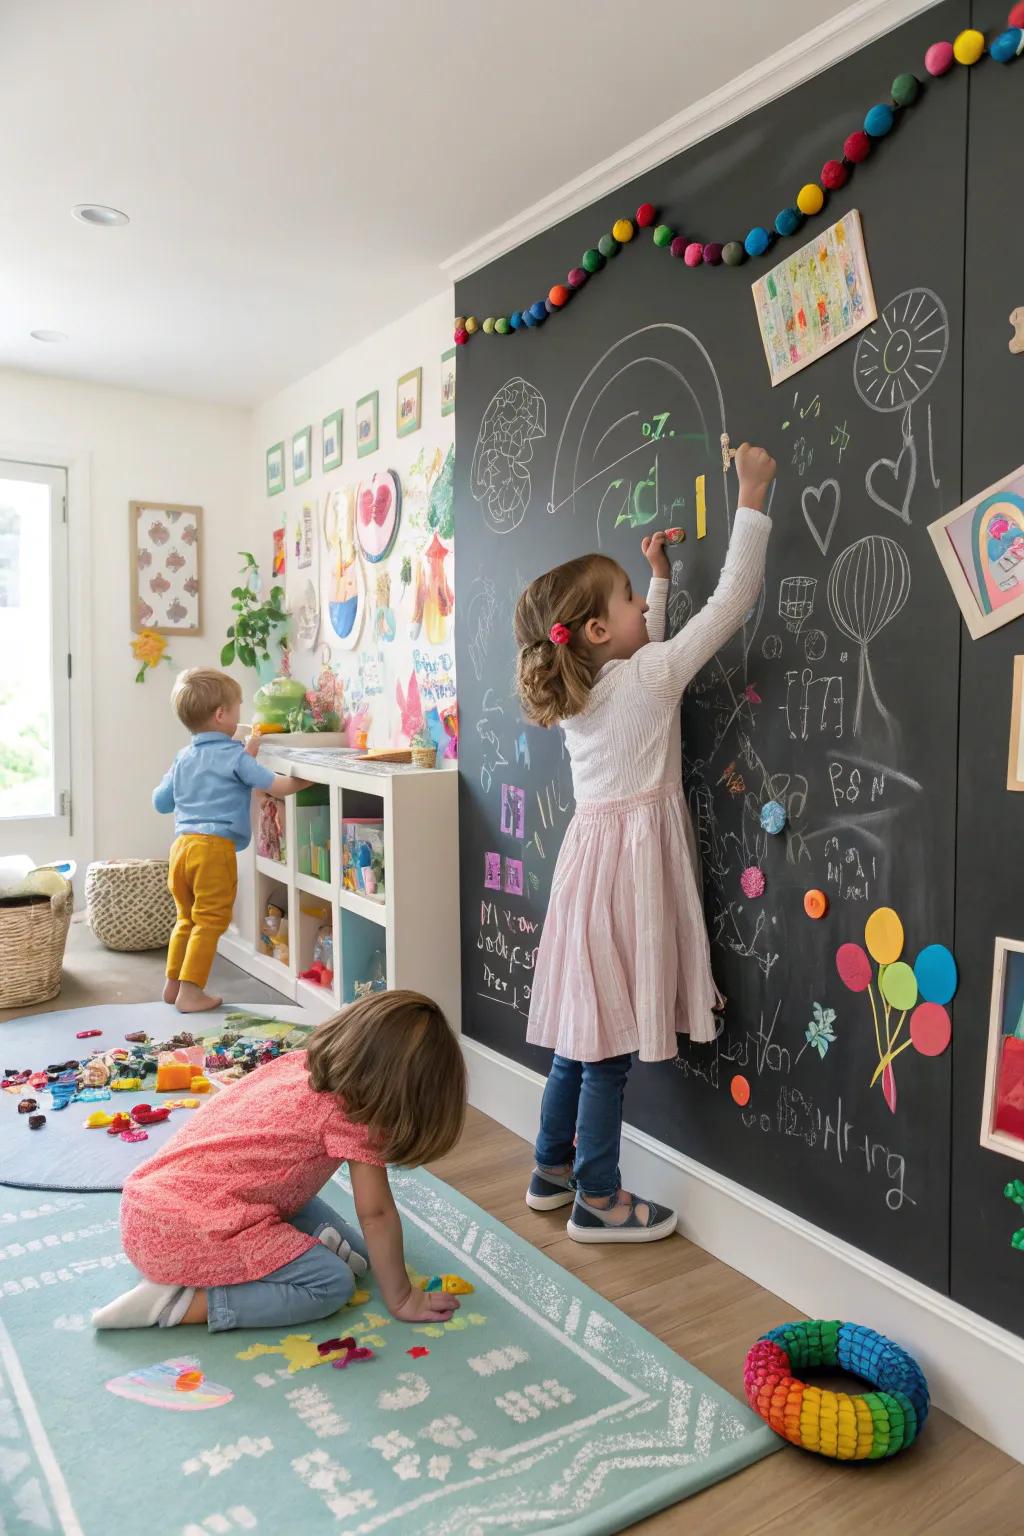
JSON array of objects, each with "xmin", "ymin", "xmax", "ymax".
[{"xmin": 15, "ymin": 927, "xmax": 1024, "ymax": 1534}]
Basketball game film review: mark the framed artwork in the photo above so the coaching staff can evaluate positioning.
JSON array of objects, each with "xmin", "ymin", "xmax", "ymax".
[
  {"xmin": 272, "ymin": 526, "xmax": 285, "ymax": 579},
  {"xmin": 356, "ymin": 391, "xmax": 379, "ymax": 458},
  {"xmin": 1009, "ymin": 657, "xmax": 1024, "ymax": 791},
  {"xmin": 322, "ymin": 409, "xmax": 343, "ymax": 472},
  {"xmin": 751, "ymin": 210, "xmax": 877, "ymax": 387},
  {"xmin": 293, "ymin": 500, "xmax": 315, "ymax": 570},
  {"xmin": 356, "ymin": 469, "xmax": 401, "ymax": 564},
  {"xmin": 129, "ymin": 501, "xmax": 203, "ymax": 635},
  {"xmin": 981, "ymin": 937, "xmax": 1024, "ymax": 1164},
  {"xmin": 292, "ymin": 426, "xmax": 312, "ymax": 485},
  {"xmin": 266, "ymin": 442, "xmax": 285, "ymax": 497},
  {"xmin": 928, "ymin": 462, "xmax": 1024, "ymax": 639},
  {"xmin": 397, "ymin": 367, "xmax": 422, "ymax": 438},
  {"xmin": 440, "ymin": 347, "xmax": 456, "ymax": 417}
]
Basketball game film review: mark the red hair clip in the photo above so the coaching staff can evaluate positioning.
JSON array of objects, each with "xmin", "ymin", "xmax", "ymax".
[{"xmin": 549, "ymin": 623, "xmax": 571, "ymax": 646}]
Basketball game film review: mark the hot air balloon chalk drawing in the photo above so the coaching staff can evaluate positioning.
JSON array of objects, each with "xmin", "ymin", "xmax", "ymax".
[
  {"xmin": 827, "ymin": 534, "xmax": 911, "ymax": 735},
  {"xmin": 928, "ymin": 462, "xmax": 1024, "ymax": 639}
]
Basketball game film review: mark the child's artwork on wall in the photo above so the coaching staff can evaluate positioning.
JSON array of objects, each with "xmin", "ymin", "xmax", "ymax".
[
  {"xmin": 322, "ymin": 410, "xmax": 343, "ymax": 472},
  {"xmin": 323, "ymin": 485, "xmax": 365, "ymax": 651},
  {"xmin": 129, "ymin": 501, "xmax": 202, "ymax": 635},
  {"xmin": 981, "ymin": 937, "xmax": 1024, "ymax": 1164},
  {"xmin": 356, "ymin": 469, "xmax": 401, "ymax": 564},
  {"xmin": 1008, "ymin": 657, "xmax": 1024, "ymax": 791},
  {"xmin": 928, "ymin": 463, "xmax": 1024, "ymax": 639},
  {"xmin": 266, "ymin": 442, "xmax": 285, "ymax": 497},
  {"xmin": 272, "ymin": 526, "xmax": 285, "ymax": 579},
  {"xmin": 292, "ymin": 426, "xmax": 312, "ymax": 486},
  {"xmin": 356, "ymin": 391, "xmax": 379, "ymax": 459},
  {"xmin": 288, "ymin": 504, "xmax": 320, "ymax": 652},
  {"xmin": 397, "ymin": 367, "xmax": 422, "ymax": 438},
  {"xmin": 294, "ymin": 502, "xmax": 315, "ymax": 570},
  {"xmin": 440, "ymin": 348, "xmax": 456, "ymax": 417},
  {"xmin": 751, "ymin": 210, "xmax": 877, "ymax": 387},
  {"xmin": 410, "ymin": 532, "xmax": 454, "ymax": 646}
]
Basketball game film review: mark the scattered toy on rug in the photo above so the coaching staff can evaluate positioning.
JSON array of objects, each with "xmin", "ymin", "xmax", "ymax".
[
  {"xmin": 76, "ymin": 1029, "xmax": 102, "ymax": 1040},
  {"xmin": 28, "ymin": 1113, "xmax": 46, "ymax": 1129},
  {"xmin": 421, "ymin": 1274, "xmax": 475, "ymax": 1296},
  {"xmin": 318, "ymin": 1335, "xmax": 375, "ymax": 1370},
  {"xmin": 237, "ymin": 1333, "xmax": 356, "ymax": 1373}
]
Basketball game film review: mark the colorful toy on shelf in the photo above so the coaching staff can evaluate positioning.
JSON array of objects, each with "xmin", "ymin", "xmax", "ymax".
[
  {"xmin": 353, "ymin": 949, "xmax": 387, "ymax": 1001},
  {"xmin": 744, "ymin": 1319, "xmax": 929, "ymax": 1460},
  {"xmin": 297, "ymin": 789, "xmax": 331, "ymax": 881},
  {"xmin": 252, "ymin": 675, "xmax": 307, "ymax": 733},
  {"xmin": 259, "ymin": 900, "xmax": 286, "ymax": 956},
  {"xmin": 342, "ymin": 820, "xmax": 385, "ymax": 901}
]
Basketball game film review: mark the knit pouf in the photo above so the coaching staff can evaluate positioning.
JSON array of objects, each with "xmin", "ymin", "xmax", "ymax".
[
  {"xmin": 743, "ymin": 1319, "xmax": 929, "ymax": 1460},
  {"xmin": 85, "ymin": 859, "xmax": 175, "ymax": 952}
]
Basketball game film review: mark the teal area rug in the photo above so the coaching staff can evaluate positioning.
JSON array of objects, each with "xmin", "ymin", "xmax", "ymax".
[{"xmin": 0, "ymin": 1168, "xmax": 778, "ymax": 1534}]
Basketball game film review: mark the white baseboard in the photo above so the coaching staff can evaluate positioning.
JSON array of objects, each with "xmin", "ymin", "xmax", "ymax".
[{"xmin": 463, "ymin": 1036, "xmax": 1024, "ymax": 1465}]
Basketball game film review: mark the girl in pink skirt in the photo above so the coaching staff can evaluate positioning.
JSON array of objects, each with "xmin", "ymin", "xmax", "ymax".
[{"xmin": 514, "ymin": 443, "xmax": 775, "ymax": 1244}]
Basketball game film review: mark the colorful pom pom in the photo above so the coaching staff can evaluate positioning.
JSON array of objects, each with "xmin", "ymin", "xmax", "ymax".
[
  {"xmin": 774, "ymin": 207, "xmax": 802, "ymax": 237},
  {"xmin": 760, "ymin": 800, "xmax": 787, "ymax": 835},
  {"xmin": 567, "ymin": 266, "xmax": 588, "ymax": 288},
  {"xmin": 953, "ymin": 28, "xmax": 985, "ymax": 65},
  {"xmin": 844, "ymin": 130, "xmax": 872, "ymax": 163},
  {"xmin": 741, "ymin": 866, "xmax": 766, "ymax": 899},
  {"xmin": 797, "ymin": 183, "xmax": 825, "ymax": 216},
  {"xmin": 453, "ymin": 316, "xmax": 464, "ymax": 330},
  {"xmin": 722, "ymin": 241, "xmax": 746, "ymax": 266},
  {"xmin": 635, "ymin": 202, "xmax": 656, "ymax": 228},
  {"xmin": 454, "ymin": 327, "xmax": 468, "ymax": 346},
  {"xmin": 821, "ymin": 159, "xmax": 848, "ymax": 190},
  {"xmin": 1011, "ymin": 2, "xmax": 1024, "ymax": 27},
  {"xmin": 924, "ymin": 40, "xmax": 955, "ymax": 76},
  {"xmin": 522, "ymin": 308, "xmax": 537, "ymax": 328},
  {"xmin": 652, "ymin": 224, "xmax": 674, "ymax": 248},
  {"xmin": 598, "ymin": 233, "xmax": 620, "ymax": 258},
  {"xmin": 669, "ymin": 235, "xmax": 688, "ymax": 258},
  {"xmin": 482, "ymin": 317, "xmax": 495, "ymax": 333},
  {"xmin": 703, "ymin": 241, "xmax": 724, "ymax": 266},
  {"xmin": 612, "ymin": 218, "xmax": 634, "ymax": 243},
  {"xmin": 582, "ymin": 248, "xmax": 605, "ymax": 273},
  {"xmin": 464, "ymin": 316, "xmax": 479, "ymax": 334},
  {"xmin": 544, "ymin": 299, "xmax": 557, "ymax": 314},
  {"xmin": 509, "ymin": 310, "xmax": 523, "ymax": 330},
  {"xmin": 991, "ymin": 26, "xmax": 1024, "ymax": 61},
  {"xmin": 684, "ymin": 242, "xmax": 703, "ymax": 267},
  {"xmin": 864, "ymin": 103, "xmax": 894, "ymax": 137},
  {"xmin": 744, "ymin": 226, "xmax": 771, "ymax": 257},
  {"xmin": 494, "ymin": 317, "xmax": 509, "ymax": 334},
  {"xmin": 891, "ymin": 72, "xmax": 920, "ymax": 105},
  {"xmin": 548, "ymin": 284, "xmax": 570, "ymax": 308},
  {"xmin": 529, "ymin": 301, "xmax": 547, "ymax": 322}
]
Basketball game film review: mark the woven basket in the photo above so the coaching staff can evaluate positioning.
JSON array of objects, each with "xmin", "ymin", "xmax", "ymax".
[
  {"xmin": 0, "ymin": 891, "xmax": 73, "ymax": 1009},
  {"xmin": 86, "ymin": 859, "xmax": 176, "ymax": 952},
  {"xmin": 411, "ymin": 747, "xmax": 436, "ymax": 769}
]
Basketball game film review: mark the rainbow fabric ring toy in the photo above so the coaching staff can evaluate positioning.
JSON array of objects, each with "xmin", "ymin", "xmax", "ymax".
[{"xmin": 743, "ymin": 1319, "xmax": 929, "ymax": 1459}]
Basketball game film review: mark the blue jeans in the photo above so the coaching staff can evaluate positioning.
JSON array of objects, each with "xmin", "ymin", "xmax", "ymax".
[
  {"xmin": 206, "ymin": 1195, "xmax": 368, "ymax": 1333},
  {"xmin": 534, "ymin": 1053, "xmax": 633, "ymax": 1200}
]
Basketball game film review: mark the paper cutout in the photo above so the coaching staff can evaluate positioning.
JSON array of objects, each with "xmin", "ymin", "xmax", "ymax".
[
  {"xmin": 913, "ymin": 944, "xmax": 958, "ymax": 1006},
  {"xmin": 484, "ymin": 853, "xmax": 501, "ymax": 891},
  {"xmin": 500, "ymin": 785, "xmax": 526, "ymax": 840},
  {"xmin": 836, "ymin": 943, "xmax": 872, "ymax": 993},
  {"xmin": 502, "ymin": 858, "xmax": 524, "ymax": 897},
  {"xmin": 237, "ymin": 1334, "xmax": 350, "ymax": 1373},
  {"xmin": 864, "ymin": 907, "xmax": 904, "ymax": 965},
  {"xmin": 106, "ymin": 1356, "xmax": 232, "ymax": 1411},
  {"xmin": 909, "ymin": 1002, "xmax": 951, "ymax": 1058},
  {"xmin": 879, "ymin": 960, "xmax": 918, "ymax": 1011},
  {"xmin": 881, "ymin": 1062, "xmax": 898, "ymax": 1116}
]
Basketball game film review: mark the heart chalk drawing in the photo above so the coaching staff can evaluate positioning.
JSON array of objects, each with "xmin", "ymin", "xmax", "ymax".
[
  {"xmin": 865, "ymin": 432, "xmax": 917, "ymax": 526},
  {"xmin": 801, "ymin": 478, "xmax": 841, "ymax": 556}
]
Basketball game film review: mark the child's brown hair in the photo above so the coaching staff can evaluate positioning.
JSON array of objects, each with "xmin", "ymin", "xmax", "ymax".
[
  {"xmin": 514, "ymin": 554, "xmax": 620, "ymax": 727},
  {"xmin": 307, "ymin": 990, "xmax": 466, "ymax": 1166},
  {"xmin": 171, "ymin": 667, "xmax": 243, "ymax": 732}
]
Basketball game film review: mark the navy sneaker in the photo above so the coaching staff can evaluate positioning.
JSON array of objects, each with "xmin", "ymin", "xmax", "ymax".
[
  {"xmin": 566, "ymin": 1192, "xmax": 677, "ymax": 1244},
  {"xmin": 525, "ymin": 1167, "xmax": 576, "ymax": 1211}
]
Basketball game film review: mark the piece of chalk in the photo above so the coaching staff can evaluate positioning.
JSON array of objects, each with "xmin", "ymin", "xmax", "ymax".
[{"xmin": 665, "ymin": 528, "xmax": 686, "ymax": 544}]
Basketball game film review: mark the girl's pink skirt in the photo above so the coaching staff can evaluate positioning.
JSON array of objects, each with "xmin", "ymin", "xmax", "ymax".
[{"xmin": 526, "ymin": 783, "xmax": 721, "ymax": 1063}]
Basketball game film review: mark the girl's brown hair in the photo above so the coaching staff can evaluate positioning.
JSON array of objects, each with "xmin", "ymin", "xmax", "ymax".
[
  {"xmin": 307, "ymin": 990, "xmax": 465, "ymax": 1166},
  {"xmin": 514, "ymin": 554, "xmax": 620, "ymax": 727}
]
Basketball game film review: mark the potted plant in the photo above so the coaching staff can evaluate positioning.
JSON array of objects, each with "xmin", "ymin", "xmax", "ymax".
[{"xmin": 221, "ymin": 553, "xmax": 288, "ymax": 681}]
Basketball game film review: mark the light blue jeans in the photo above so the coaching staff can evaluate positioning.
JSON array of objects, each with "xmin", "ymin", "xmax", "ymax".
[{"xmin": 206, "ymin": 1195, "xmax": 369, "ymax": 1333}]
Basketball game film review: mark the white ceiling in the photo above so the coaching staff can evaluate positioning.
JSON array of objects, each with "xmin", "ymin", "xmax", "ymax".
[{"xmin": 1, "ymin": 0, "xmax": 856, "ymax": 408}]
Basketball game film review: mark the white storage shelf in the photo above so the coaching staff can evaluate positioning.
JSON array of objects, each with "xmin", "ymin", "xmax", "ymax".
[{"xmin": 225, "ymin": 748, "xmax": 460, "ymax": 1033}]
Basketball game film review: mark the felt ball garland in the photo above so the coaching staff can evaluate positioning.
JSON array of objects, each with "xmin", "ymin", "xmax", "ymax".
[{"xmin": 455, "ymin": 11, "xmax": 1024, "ymax": 345}]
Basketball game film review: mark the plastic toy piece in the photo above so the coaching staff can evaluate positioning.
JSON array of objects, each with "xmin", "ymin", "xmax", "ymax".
[
  {"xmin": 189, "ymin": 1075, "xmax": 212, "ymax": 1093},
  {"xmin": 17, "ymin": 1098, "xmax": 38, "ymax": 1114},
  {"xmin": 106, "ymin": 1113, "xmax": 133, "ymax": 1136},
  {"xmin": 76, "ymin": 1029, "xmax": 102, "ymax": 1039},
  {"xmin": 28, "ymin": 1114, "xmax": 46, "ymax": 1129},
  {"xmin": 156, "ymin": 1062, "xmax": 194, "ymax": 1092},
  {"xmin": 422, "ymin": 1274, "xmax": 475, "ymax": 1296},
  {"xmin": 124, "ymin": 1031, "xmax": 148, "ymax": 1044},
  {"xmin": 407, "ymin": 1346, "xmax": 431, "ymax": 1359},
  {"xmin": 85, "ymin": 1111, "xmax": 115, "ymax": 1129},
  {"xmin": 804, "ymin": 889, "xmax": 829, "ymax": 920},
  {"xmin": 132, "ymin": 1105, "xmax": 171, "ymax": 1126},
  {"xmin": 111, "ymin": 1077, "xmax": 141, "ymax": 1092}
]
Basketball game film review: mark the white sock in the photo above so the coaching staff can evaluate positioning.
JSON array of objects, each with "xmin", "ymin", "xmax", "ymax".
[
  {"xmin": 158, "ymin": 1286, "xmax": 196, "ymax": 1328},
  {"xmin": 92, "ymin": 1280, "xmax": 184, "ymax": 1330},
  {"xmin": 319, "ymin": 1226, "xmax": 368, "ymax": 1276}
]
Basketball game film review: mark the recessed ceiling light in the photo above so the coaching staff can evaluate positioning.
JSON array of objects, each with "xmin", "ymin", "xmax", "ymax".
[
  {"xmin": 30, "ymin": 330, "xmax": 68, "ymax": 343},
  {"xmin": 71, "ymin": 204, "xmax": 129, "ymax": 227}
]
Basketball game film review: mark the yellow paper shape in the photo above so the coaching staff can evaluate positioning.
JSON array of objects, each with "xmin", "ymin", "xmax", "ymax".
[
  {"xmin": 864, "ymin": 907, "xmax": 903, "ymax": 965},
  {"xmin": 695, "ymin": 475, "xmax": 707, "ymax": 539}
]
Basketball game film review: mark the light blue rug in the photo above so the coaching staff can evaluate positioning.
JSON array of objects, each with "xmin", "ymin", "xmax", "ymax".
[
  {"xmin": 0, "ymin": 1003, "xmax": 310, "ymax": 1191},
  {"xmin": 0, "ymin": 1168, "xmax": 778, "ymax": 1534}
]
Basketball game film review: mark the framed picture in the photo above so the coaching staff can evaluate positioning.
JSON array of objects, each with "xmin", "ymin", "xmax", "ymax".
[
  {"xmin": 272, "ymin": 526, "xmax": 285, "ymax": 579},
  {"xmin": 266, "ymin": 442, "xmax": 285, "ymax": 497},
  {"xmin": 322, "ymin": 409, "xmax": 343, "ymax": 472},
  {"xmin": 981, "ymin": 937, "xmax": 1024, "ymax": 1164},
  {"xmin": 292, "ymin": 426, "xmax": 312, "ymax": 486},
  {"xmin": 440, "ymin": 347, "xmax": 456, "ymax": 417},
  {"xmin": 928, "ymin": 462, "xmax": 1024, "ymax": 639},
  {"xmin": 356, "ymin": 391, "xmax": 379, "ymax": 458},
  {"xmin": 397, "ymin": 367, "xmax": 422, "ymax": 438},
  {"xmin": 1008, "ymin": 657, "xmax": 1024, "ymax": 791},
  {"xmin": 129, "ymin": 501, "xmax": 202, "ymax": 635}
]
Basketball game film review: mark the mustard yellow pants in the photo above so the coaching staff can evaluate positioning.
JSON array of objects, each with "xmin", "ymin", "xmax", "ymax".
[{"xmin": 167, "ymin": 834, "xmax": 238, "ymax": 988}]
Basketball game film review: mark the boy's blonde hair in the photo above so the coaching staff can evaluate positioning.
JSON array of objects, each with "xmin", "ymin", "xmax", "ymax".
[
  {"xmin": 171, "ymin": 668, "xmax": 243, "ymax": 732},
  {"xmin": 514, "ymin": 554, "xmax": 621, "ymax": 727},
  {"xmin": 307, "ymin": 990, "xmax": 466, "ymax": 1167}
]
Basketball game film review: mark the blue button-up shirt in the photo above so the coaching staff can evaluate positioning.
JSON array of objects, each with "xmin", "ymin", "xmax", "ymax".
[{"xmin": 153, "ymin": 733, "xmax": 276, "ymax": 851}]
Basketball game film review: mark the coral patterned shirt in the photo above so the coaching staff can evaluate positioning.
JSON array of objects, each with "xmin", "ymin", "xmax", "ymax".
[{"xmin": 121, "ymin": 1051, "xmax": 385, "ymax": 1287}]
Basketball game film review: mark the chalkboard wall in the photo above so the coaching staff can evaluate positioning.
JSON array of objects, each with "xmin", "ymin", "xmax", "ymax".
[{"xmin": 454, "ymin": 1, "xmax": 1022, "ymax": 1334}]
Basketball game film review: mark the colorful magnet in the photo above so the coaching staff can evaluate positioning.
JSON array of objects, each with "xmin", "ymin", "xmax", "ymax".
[
  {"xmin": 730, "ymin": 1074, "xmax": 751, "ymax": 1107},
  {"xmin": 597, "ymin": 233, "xmax": 620, "ymax": 258},
  {"xmin": 864, "ymin": 907, "xmax": 904, "ymax": 965},
  {"xmin": 804, "ymin": 889, "xmax": 829, "ymax": 920},
  {"xmin": 991, "ymin": 26, "xmax": 1024, "ymax": 61},
  {"xmin": 744, "ymin": 226, "xmax": 771, "ymax": 257},
  {"xmin": 924, "ymin": 40, "xmax": 955, "ymax": 76},
  {"xmin": 722, "ymin": 240, "xmax": 746, "ymax": 266},
  {"xmin": 913, "ymin": 944, "xmax": 958, "ymax": 1006},
  {"xmin": 879, "ymin": 960, "xmax": 918, "ymax": 1012},
  {"xmin": 953, "ymin": 28, "xmax": 985, "ymax": 65},
  {"xmin": 910, "ymin": 1002, "xmax": 952, "ymax": 1057},
  {"xmin": 652, "ymin": 224, "xmax": 674, "ymax": 248},
  {"xmin": 836, "ymin": 942, "xmax": 872, "ymax": 992},
  {"xmin": 891, "ymin": 72, "xmax": 920, "ymax": 105},
  {"xmin": 796, "ymin": 183, "xmax": 825, "ymax": 216},
  {"xmin": 863, "ymin": 103, "xmax": 895, "ymax": 137},
  {"xmin": 760, "ymin": 800, "xmax": 787, "ymax": 835},
  {"xmin": 774, "ymin": 207, "xmax": 802, "ymax": 237},
  {"xmin": 635, "ymin": 203, "xmax": 657, "ymax": 228},
  {"xmin": 821, "ymin": 159, "xmax": 848, "ymax": 190},
  {"xmin": 740, "ymin": 866, "xmax": 766, "ymax": 899},
  {"xmin": 611, "ymin": 218, "xmax": 634, "ymax": 243}
]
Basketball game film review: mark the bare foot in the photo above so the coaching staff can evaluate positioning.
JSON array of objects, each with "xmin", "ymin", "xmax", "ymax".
[
  {"xmin": 175, "ymin": 982, "xmax": 222, "ymax": 1014},
  {"xmin": 162, "ymin": 978, "xmax": 180, "ymax": 1004},
  {"xmin": 179, "ymin": 1289, "xmax": 209, "ymax": 1325}
]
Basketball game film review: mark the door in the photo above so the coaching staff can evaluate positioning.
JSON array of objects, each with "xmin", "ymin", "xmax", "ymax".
[{"xmin": 0, "ymin": 461, "xmax": 71, "ymax": 869}]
